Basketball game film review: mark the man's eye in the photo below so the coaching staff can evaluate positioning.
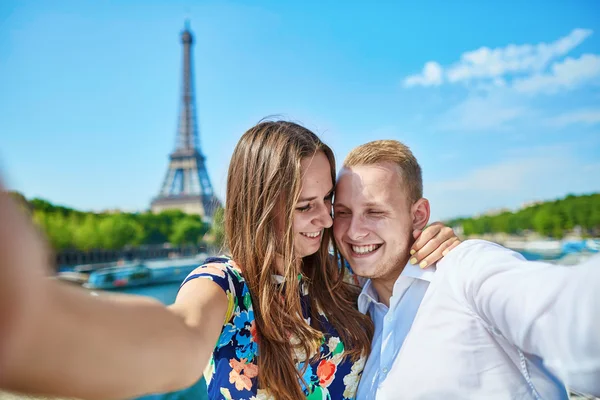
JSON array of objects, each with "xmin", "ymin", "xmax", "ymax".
[{"xmin": 335, "ymin": 210, "xmax": 349, "ymax": 216}]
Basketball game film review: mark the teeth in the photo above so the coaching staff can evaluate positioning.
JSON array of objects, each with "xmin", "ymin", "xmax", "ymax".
[
  {"xmin": 301, "ymin": 231, "xmax": 321, "ymax": 238},
  {"xmin": 351, "ymin": 244, "xmax": 380, "ymax": 254}
]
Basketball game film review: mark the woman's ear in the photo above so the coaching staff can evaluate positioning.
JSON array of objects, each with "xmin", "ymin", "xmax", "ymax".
[{"xmin": 411, "ymin": 198, "xmax": 430, "ymax": 231}]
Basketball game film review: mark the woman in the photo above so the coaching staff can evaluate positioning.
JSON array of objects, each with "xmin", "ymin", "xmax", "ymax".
[{"xmin": 0, "ymin": 120, "xmax": 458, "ymax": 400}]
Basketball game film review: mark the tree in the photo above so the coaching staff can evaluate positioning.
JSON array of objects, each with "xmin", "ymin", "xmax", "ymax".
[
  {"xmin": 33, "ymin": 211, "xmax": 73, "ymax": 250},
  {"xmin": 448, "ymin": 193, "xmax": 600, "ymax": 238},
  {"xmin": 98, "ymin": 214, "xmax": 144, "ymax": 250},
  {"xmin": 137, "ymin": 212, "xmax": 169, "ymax": 244},
  {"xmin": 532, "ymin": 207, "xmax": 554, "ymax": 236},
  {"xmin": 169, "ymin": 217, "xmax": 207, "ymax": 245},
  {"xmin": 72, "ymin": 214, "xmax": 102, "ymax": 251}
]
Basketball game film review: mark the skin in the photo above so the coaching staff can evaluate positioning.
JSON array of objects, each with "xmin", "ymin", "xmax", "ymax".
[
  {"xmin": 333, "ymin": 162, "xmax": 457, "ymax": 306},
  {"xmin": 292, "ymin": 152, "xmax": 334, "ymax": 258},
  {"xmin": 0, "ymin": 155, "xmax": 457, "ymax": 399}
]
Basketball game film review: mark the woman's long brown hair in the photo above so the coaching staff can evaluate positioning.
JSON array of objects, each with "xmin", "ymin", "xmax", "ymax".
[{"xmin": 225, "ymin": 120, "xmax": 373, "ymax": 399}]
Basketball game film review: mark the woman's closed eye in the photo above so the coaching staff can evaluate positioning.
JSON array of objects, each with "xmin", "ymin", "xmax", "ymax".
[
  {"xmin": 296, "ymin": 204, "xmax": 312, "ymax": 212},
  {"xmin": 297, "ymin": 192, "xmax": 334, "ymax": 212}
]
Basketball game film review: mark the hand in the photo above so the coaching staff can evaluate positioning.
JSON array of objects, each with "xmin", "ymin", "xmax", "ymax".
[{"xmin": 409, "ymin": 222, "xmax": 461, "ymax": 269}]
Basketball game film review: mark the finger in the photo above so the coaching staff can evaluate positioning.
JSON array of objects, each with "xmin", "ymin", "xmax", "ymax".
[
  {"xmin": 412, "ymin": 229, "xmax": 423, "ymax": 241},
  {"xmin": 410, "ymin": 222, "xmax": 444, "ymax": 255},
  {"xmin": 410, "ymin": 225, "xmax": 457, "ymax": 266},
  {"xmin": 442, "ymin": 239, "xmax": 461, "ymax": 256},
  {"xmin": 410, "ymin": 229, "xmax": 446, "ymax": 266},
  {"xmin": 415, "ymin": 237, "xmax": 461, "ymax": 269}
]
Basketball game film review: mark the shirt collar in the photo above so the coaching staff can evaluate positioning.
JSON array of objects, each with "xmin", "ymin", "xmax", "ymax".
[{"xmin": 358, "ymin": 262, "xmax": 436, "ymax": 314}]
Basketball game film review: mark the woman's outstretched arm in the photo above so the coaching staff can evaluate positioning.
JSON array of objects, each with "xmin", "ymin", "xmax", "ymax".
[{"xmin": 0, "ymin": 188, "xmax": 227, "ymax": 400}]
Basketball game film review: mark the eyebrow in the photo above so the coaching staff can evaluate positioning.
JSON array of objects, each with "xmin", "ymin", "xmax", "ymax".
[
  {"xmin": 298, "ymin": 187, "xmax": 334, "ymax": 203},
  {"xmin": 334, "ymin": 201, "xmax": 385, "ymax": 209},
  {"xmin": 363, "ymin": 202, "xmax": 384, "ymax": 208}
]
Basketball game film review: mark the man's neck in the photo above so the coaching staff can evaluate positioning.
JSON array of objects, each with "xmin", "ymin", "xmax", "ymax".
[{"xmin": 370, "ymin": 256, "xmax": 410, "ymax": 307}]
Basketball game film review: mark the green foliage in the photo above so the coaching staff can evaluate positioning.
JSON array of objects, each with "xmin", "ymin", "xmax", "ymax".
[
  {"xmin": 209, "ymin": 207, "xmax": 226, "ymax": 248},
  {"xmin": 98, "ymin": 214, "xmax": 145, "ymax": 249},
  {"xmin": 14, "ymin": 192, "xmax": 213, "ymax": 251},
  {"xmin": 169, "ymin": 217, "xmax": 208, "ymax": 245},
  {"xmin": 32, "ymin": 211, "xmax": 73, "ymax": 250},
  {"xmin": 72, "ymin": 214, "xmax": 103, "ymax": 251},
  {"xmin": 447, "ymin": 193, "xmax": 600, "ymax": 238}
]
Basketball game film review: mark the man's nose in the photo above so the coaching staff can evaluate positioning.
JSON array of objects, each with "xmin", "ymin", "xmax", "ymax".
[{"xmin": 346, "ymin": 215, "xmax": 368, "ymax": 241}]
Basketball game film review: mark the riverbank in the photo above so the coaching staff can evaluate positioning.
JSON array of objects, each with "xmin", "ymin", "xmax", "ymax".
[{"xmin": 463, "ymin": 233, "xmax": 598, "ymax": 264}]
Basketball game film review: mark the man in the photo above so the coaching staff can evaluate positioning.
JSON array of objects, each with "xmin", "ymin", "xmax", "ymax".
[{"xmin": 333, "ymin": 140, "xmax": 600, "ymax": 399}]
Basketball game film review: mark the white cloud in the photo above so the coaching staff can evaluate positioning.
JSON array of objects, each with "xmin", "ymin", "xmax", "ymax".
[
  {"xmin": 546, "ymin": 108, "xmax": 600, "ymax": 128},
  {"xmin": 403, "ymin": 61, "xmax": 443, "ymax": 87},
  {"xmin": 403, "ymin": 28, "xmax": 593, "ymax": 89},
  {"xmin": 415, "ymin": 31, "xmax": 599, "ymax": 131},
  {"xmin": 447, "ymin": 28, "xmax": 592, "ymax": 83},
  {"xmin": 513, "ymin": 54, "xmax": 600, "ymax": 94}
]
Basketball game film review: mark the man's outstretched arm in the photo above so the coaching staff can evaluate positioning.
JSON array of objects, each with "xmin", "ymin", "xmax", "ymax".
[{"xmin": 440, "ymin": 240, "xmax": 600, "ymax": 396}]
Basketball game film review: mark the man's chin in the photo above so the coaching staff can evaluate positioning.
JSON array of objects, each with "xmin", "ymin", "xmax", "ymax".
[
  {"xmin": 351, "ymin": 269, "xmax": 376, "ymax": 279},
  {"xmin": 345, "ymin": 256, "xmax": 380, "ymax": 278}
]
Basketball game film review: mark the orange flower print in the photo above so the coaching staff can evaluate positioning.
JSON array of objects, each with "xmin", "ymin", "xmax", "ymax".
[
  {"xmin": 316, "ymin": 359, "xmax": 337, "ymax": 387},
  {"xmin": 228, "ymin": 358, "xmax": 258, "ymax": 391},
  {"xmin": 229, "ymin": 368, "xmax": 253, "ymax": 391},
  {"xmin": 244, "ymin": 362, "xmax": 259, "ymax": 378},
  {"xmin": 230, "ymin": 358, "xmax": 246, "ymax": 373}
]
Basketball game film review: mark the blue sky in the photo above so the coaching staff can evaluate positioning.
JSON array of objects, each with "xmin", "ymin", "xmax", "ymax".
[{"xmin": 1, "ymin": 0, "xmax": 599, "ymax": 221}]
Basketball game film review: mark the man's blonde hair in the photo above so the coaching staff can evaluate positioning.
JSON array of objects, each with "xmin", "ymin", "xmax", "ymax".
[{"xmin": 343, "ymin": 139, "xmax": 423, "ymax": 203}]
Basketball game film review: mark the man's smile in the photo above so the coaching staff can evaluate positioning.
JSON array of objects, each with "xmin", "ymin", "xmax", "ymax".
[{"xmin": 347, "ymin": 242, "xmax": 384, "ymax": 257}]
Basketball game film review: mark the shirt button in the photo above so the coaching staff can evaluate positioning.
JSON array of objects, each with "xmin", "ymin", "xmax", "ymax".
[{"xmin": 382, "ymin": 367, "xmax": 389, "ymax": 373}]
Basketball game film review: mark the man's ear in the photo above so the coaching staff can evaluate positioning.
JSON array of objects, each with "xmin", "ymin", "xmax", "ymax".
[{"xmin": 411, "ymin": 198, "xmax": 430, "ymax": 230}]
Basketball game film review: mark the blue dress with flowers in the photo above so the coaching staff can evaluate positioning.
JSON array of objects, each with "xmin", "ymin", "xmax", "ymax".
[{"xmin": 180, "ymin": 256, "xmax": 366, "ymax": 400}]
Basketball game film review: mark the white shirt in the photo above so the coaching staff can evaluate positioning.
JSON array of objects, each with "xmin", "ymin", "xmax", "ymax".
[
  {"xmin": 358, "ymin": 239, "xmax": 600, "ymax": 399},
  {"xmin": 356, "ymin": 260, "xmax": 434, "ymax": 399}
]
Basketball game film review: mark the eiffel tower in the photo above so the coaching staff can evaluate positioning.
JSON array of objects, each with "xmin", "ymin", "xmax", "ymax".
[{"xmin": 151, "ymin": 23, "xmax": 220, "ymax": 221}]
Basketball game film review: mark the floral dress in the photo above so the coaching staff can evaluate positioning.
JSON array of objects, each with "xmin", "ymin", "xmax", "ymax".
[{"xmin": 180, "ymin": 256, "xmax": 366, "ymax": 400}]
